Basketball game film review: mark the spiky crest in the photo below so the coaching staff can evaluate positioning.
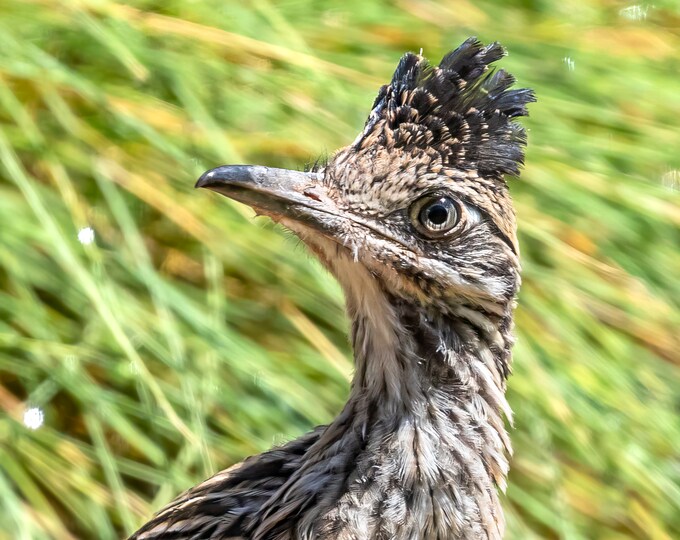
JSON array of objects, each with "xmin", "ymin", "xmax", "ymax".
[{"xmin": 354, "ymin": 38, "xmax": 535, "ymax": 179}]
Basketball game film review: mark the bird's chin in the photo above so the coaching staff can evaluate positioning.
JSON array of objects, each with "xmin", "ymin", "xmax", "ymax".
[{"xmin": 277, "ymin": 216, "xmax": 356, "ymax": 263}]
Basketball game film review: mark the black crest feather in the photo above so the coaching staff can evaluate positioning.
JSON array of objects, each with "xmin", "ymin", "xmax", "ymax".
[{"xmin": 357, "ymin": 38, "xmax": 536, "ymax": 178}]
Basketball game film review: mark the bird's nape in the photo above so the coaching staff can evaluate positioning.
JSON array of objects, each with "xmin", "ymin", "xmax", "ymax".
[{"xmin": 131, "ymin": 37, "xmax": 534, "ymax": 540}]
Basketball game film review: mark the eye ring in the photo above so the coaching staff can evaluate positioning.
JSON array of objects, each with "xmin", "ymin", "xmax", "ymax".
[{"xmin": 409, "ymin": 194, "xmax": 460, "ymax": 238}]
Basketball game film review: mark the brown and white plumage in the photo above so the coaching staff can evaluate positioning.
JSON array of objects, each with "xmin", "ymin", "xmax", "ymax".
[{"xmin": 130, "ymin": 37, "xmax": 535, "ymax": 540}]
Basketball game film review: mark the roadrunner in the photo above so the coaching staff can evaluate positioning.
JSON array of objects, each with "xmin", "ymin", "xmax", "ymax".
[{"xmin": 131, "ymin": 38, "xmax": 534, "ymax": 540}]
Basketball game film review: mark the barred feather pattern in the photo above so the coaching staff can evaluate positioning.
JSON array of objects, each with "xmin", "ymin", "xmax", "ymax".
[
  {"xmin": 131, "ymin": 234, "xmax": 517, "ymax": 540},
  {"xmin": 354, "ymin": 38, "xmax": 535, "ymax": 179}
]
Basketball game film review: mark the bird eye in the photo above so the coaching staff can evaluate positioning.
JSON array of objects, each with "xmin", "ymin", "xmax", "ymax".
[{"xmin": 410, "ymin": 195, "xmax": 460, "ymax": 237}]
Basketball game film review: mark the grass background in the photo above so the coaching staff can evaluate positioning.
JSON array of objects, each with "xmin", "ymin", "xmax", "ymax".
[{"xmin": 0, "ymin": 0, "xmax": 679, "ymax": 538}]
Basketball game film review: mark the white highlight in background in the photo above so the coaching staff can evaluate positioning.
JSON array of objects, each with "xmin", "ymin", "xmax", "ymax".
[
  {"xmin": 23, "ymin": 407, "xmax": 44, "ymax": 430},
  {"xmin": 619, "ymin": 5, "xmax": 650, "ymax": 20},
  {"xmin": 77, "ymin": 227, "xmax": 95, "ymax": 245}
]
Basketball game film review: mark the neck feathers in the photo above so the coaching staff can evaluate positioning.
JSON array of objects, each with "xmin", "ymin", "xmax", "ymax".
[
  {"xmin": 323, "ymin": 251, "xmax": 514, "ymax": 539},
  {"xmin": 260, "ymin": 232, "xmax": 516, "ymax": 540}
]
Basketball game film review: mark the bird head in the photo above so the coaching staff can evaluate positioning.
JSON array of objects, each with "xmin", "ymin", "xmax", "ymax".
[{"xmin": 198, "ymin": 39, "xmax": 535, "ymax": 317}]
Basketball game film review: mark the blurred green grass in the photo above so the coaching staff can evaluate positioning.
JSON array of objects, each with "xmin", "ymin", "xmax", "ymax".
[{"xmin": 0, "ymin": 0, "xmax": 678, "ymax": 538}]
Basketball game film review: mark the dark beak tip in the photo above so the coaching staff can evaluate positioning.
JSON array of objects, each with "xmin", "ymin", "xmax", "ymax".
[
  {"xmin": 195, "ymin": 165, "xmax": 251, "ymax": 190},
  {"xmin": 195, "ymin": 170, "xmax": 215, "ymax": 189}
]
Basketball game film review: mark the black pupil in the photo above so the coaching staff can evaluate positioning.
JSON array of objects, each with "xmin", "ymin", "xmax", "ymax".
[{"xmin": 426, "ymin": 202, "xmax": 449, "ymax": 225}]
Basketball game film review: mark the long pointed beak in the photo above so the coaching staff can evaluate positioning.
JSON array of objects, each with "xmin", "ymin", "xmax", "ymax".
[
  {"xmin": 196, "ymin": 164, "xmax": 340, "ymax": 233},
  {"xmin": 196, "ymin": 165, "xmax": 319, "ymax": 207}
]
